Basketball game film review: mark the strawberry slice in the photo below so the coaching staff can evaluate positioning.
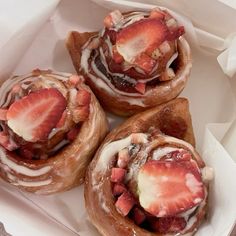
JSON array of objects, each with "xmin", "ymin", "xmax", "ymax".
[
  {"xmin": 56, "ymin": 110, "xmax": 67, "ymax": 128},
  {"xmin": 116, "ymin": 19, "xmax": 168, "ymax": 66},
  {"xmin": 0, "ymin": 108, "xmax": 7, "ymax": 120},
  {"xmin": 113, "ymin": 183, "xmax": 127, "ymax": 196},
  {"xmin": 76, "ymin": 90, "xmax": 91, "ymax": 106},
  {"xmin": 6, "ymin": 88, "xmax": 67, "ymax": 142},
  {"xmin": 135, "ymin": 82, "xmax": 146, "ymax": 94},
  {"xmin": 115, "ymin": 191, "xmax": 135, "ymax": 216},
  {"xmin": 137, "ymin": 160, "xmax": 205, "ymax": 217},
  {"xmin": 112, "ymin": 46, "xmax": 124, "ymax": 64},
  {"xmin": 111, "ymin": 168, "xmax": 126, "ymax": 183}
]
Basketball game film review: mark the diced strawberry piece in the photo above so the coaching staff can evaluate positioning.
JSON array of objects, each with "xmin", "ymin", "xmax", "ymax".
[
  {"xmin": 138, "ymin": 160, "xmax": 205, "ymax": 217},
  {"xmin": 6, "ymin": 88, "xmax": 67, "ymax": 142},
  {"xmin": 113, "ymin": 183, "xmax": 127, "ymax": 196},
  {"xmin": 104, "ymin": 29, "xmax": 117, "ymax": 44},
  {"xmin": 68, "ymin": 75, "xmax": 83, "ymax": 86},
  {"xmin": 135, "ymin": 82, "xmax": 146, "ymax": 94},
  {"xmin": 168, "ymin": 217, "xmax": 187, "ymax": 232},
  {"xmin": 117, "ymin": 148, "xmax": 130, "ymax": 168},
  {"xmin": 115, "ymin": 191, "xmax": 135, "ymax": 216},
  {"xmin": 0, "ymin": 131, "xmax": 18, "ymax": 151},
  {"xmin": 151, "ymin": 217, "xmax": 186, "ymax": 233},
  {"xmin": 76, "ymin": 90, "xmax": 91, "ymax": 106},
  {"xmin": 104, "ymin": 10, "xmax": 123, "ymax": 28},
  {"xmin": 149, "ymin": 9, "xmax": 165, "ymax": 20},
  {"xmin": 133, "ymin": 53, "xmax": 156, "ymax": 74},
  {"xmin": 164, "ymin": 149, "xmax": 192, "ymax": 162},
  {"xmin": 104, "ymin": 14, "xmax": 113, "ymax": 28},
  {"xmin": 0, "ymin": 108, "xmax": 7, "ymax": 120},
  {"xmin": 73, "ymin": 105, "xmax": 90, "ymax": 123},
  {"xmin": 56, "ymin": 110, "xmax": 67, "ymax": 128},
  {"xmin": 111, "ymin": 168, "xmax": 126, "ymax": 183},
  {"xmin": 166, "ymin": 26, "xmax": 185, "ymax": 41},
  {"xmin": 132, "ymin": 207, "xmax": 146, "ymax": 225},
  {"xmin": 19, "ymin": 146, "xmax": 34, "ymax": 159},
  {"xmin": 116, "ymin": 19, "xmax": 168, "ymax": 66},
  {"xmin": 66, "ymin": 126, "xmax": 81, "ymax": 141},
  {"xmin": 112, "ymin": 46, "xmax": 124, "ymax": 64}
]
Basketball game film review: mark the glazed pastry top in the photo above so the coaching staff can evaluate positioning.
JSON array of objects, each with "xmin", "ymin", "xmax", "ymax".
[
  {"xmin": 92, "ymin": 132, "xmax": 213, "ymax": 235},
  {"xmin": 81, "ymin": 8, "xmax": 185, "ymax": 95},
  {"xmin": 0, "ymin": 70, "xmax": 91, "ymax": 160}
]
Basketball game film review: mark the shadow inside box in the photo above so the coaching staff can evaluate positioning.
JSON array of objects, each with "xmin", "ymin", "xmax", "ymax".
[
  {"xmin": 56, "ymin": 0, "xmax": 109, "ymax": 31},
  {"xmin": 0, "ymin": 222, "xmax": 11, "ymax": 236}
]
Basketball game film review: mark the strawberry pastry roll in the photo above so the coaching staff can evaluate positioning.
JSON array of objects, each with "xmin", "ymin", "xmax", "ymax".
[
  {"xmin": 0, "ymin": 69, "xmax": 108, "ymax": 194},
  {"xmin": 67, "ymin": 8, "xmax": 192, "ymax": 116},
  {"xmin": 85, "ymin": 98, "xmax": 213, "ymax": 235}
]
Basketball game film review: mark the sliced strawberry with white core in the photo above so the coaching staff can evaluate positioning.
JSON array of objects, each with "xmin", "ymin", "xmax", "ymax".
[
  {"xmin": 137, "ymin": 160, "xmax": 204, "ymax": 217},
  {"xmin": 135, "ymin": 82, "xmax": 146, "ymax": 94},
  {"xmin": 116, "ymin": 19, "xmax": 167, "ymax": 68},
  {"xmin": 6, "ymin": 88, "xmax": 67, "ymax": 142}
]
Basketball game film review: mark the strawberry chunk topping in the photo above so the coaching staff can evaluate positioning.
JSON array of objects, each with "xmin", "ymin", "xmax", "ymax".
[
  {"xmin": 0, "ymin": 108, "xmax": 7, "ymax": 121},
  {"xmin": 76, "ymin": 89, "xmax": 91, "ymax": 106},
  {"xmin": 138, "ymin": 160, "xmax": 205, "ymax": 217},
  {"xmin": 111, "ymin": 168, "xmax": 126, "ymax": 183},
  {"xmin": 150, "ymin": 216, "xmax": 187, "ymax": 233},
  {"xmin": 113, "ymin": 183, "xmax": 127, "ymax": 196},
  {"xmin": 115, "ymin": 191, "xmax": 135, "ymax": 216},
  {"xmin": 6, "ymin": 88, "xmax": 67, "ymax": 142},
  {"xmin": 116, "ymin": 19, "xmax": 168, "ymax": 68},
  {"xmin": 132, "ymin": 207, "xmax": 146, "ymax": 225},
  {"xmin": 0, "ymin": 131, "xmax": 18, "ymax": 151},
  {"xmin": 135, "ymin": 82, "xmax": 146, "ymax": 94}
]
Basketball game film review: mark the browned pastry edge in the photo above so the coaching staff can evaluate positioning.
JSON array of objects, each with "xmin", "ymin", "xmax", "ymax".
[
  {"xmin": 85, "ymin": 98, "xmax": 207, "ymax": 236},
  {"xmin": 0, "ymin": 70, "xmax": 109, "ymax": 195},
  {"xmin": 66, "ymin": 30, "xmax": 192, "ymax": 116}
]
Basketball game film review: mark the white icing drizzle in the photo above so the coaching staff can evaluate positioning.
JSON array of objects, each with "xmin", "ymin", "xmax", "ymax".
[
  {"xmin": 93, "ymin": 133, "xmax": 148, "ymax": 174},
  {"xmin": 166, "ymin": 52, "xmax": 178, "ymax": 69},
  {"xmin": 152, "ymin": 147, "xmax": 180, "ymax": 160},
  {"xmin": 94, "ymin": 136, "xmax": 132, "ymax": 174},
  {"xmin": 0, "ymin": 148, "xmax": 51, "ymax": 177},
  {"xmin": 14, "ymin": 178, "xmax": 52, "ymax": 187}
]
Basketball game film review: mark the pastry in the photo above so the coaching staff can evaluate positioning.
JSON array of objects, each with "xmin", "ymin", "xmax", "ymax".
[
  {"xmin": 67, "ymin": 8, "xmax": 192, "ymax": 116},
  {"xmin": 85, "ymin": 98, "xmax": 213, "ymax": 235},
  {"xmin": 0, "ymin": 69, "xmax": 108, "ymax": 194}
]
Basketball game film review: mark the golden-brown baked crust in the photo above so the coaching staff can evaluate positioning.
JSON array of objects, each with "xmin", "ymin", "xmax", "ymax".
[
  {"xmin": 85, "ymin": 98, "xmax": 207, "ymax": 236},
  {"xmin": 66, "ymin": 29, "xmax": 192, "ymax": 116},
  {"xmin": 0, "ymin": 70, "xmax": 109, "ymax": 194}
]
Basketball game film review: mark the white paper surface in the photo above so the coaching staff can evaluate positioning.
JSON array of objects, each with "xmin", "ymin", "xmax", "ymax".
[
  {"xmin": 0, "ymin": 0, "xmax": 60, "ymax": 81},
  {"xmin": 0, "ymin": 0, "xmax": 236, "ymax": 235}
]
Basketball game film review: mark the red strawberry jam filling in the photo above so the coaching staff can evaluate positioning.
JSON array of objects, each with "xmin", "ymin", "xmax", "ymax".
[
  {"xmin": 81, "ymin": 8, "xmax": 184, "ymax": 95},
  {"xmin": 109, "ymin": 133, "xmax": 207, "ymax": 234},
  {"xmin": 0, "ymin": 71, "xmax": 91, "ymax": 160}
]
